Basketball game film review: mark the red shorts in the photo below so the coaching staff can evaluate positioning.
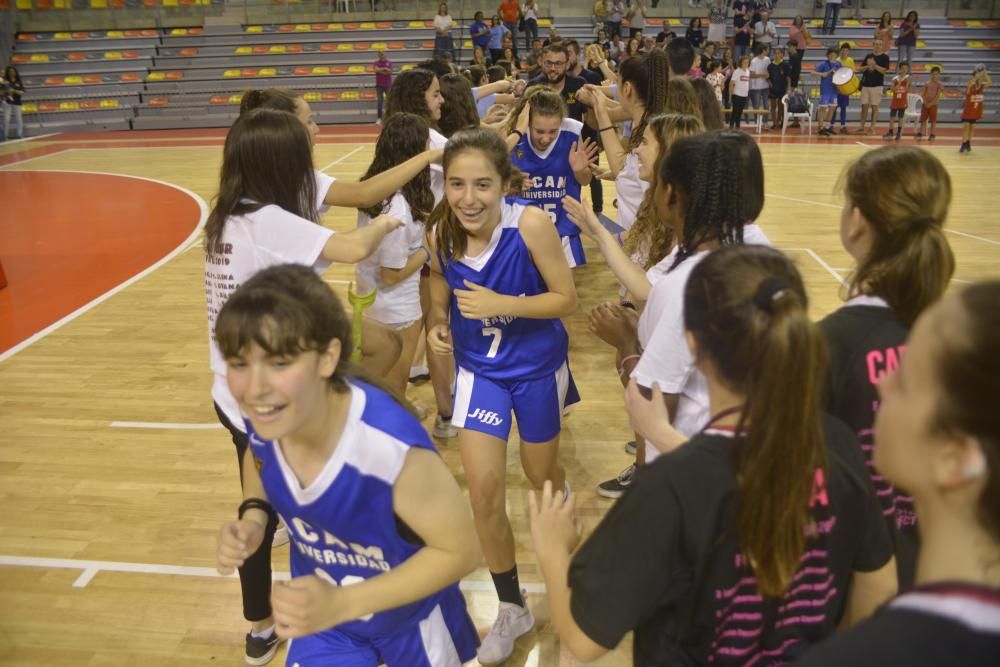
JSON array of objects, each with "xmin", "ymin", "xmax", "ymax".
[{"xmin": 920, "ymin": 105, "xmax": 938, "ymax": 123}]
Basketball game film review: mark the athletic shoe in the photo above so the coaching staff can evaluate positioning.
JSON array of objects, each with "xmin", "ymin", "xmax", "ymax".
[
  {"xmin": 597, "ymin": 464, "xmax": 635, "ymax": 499},
  {"xmin": 914, "ymin": 132, "xmax": 923, "ymax": 141},
  {"xmin": 476, "ymin": 601, "xmax": 535, "ymax": 665},
  {"xmin": 432, "ymin": 415, "xmax": 458, "ymax": 439},
  {"xmin": 408, "ymin": 364, "xmax": 430, "ymax": 384},
  {"xmin": 883, "ymin": 130, "xmax": 894, "ymax": 140},
  {"xmin": 624, "ymin": 440, "xmax": 637, "ymax": 455},
  {"xmin": 561, "ymin": 404, "xmax": 573, "ymax": 417},
  {"xmin": 818, "ymin": 128, "xmax": 831, "ymax": 137},
  {"xmin": 839, "ymin": 126, "xmax": 848, "ymax": 135},
  {"xmin": 271, "ymin": 521, "xmax": 289, "ymax": 548},
  {"xmin": 245, "ymin": 630, "xmax": 283, "ymax": 666},
  {"xmin": 895, "ymin": 130, "xmax": 901, "ymax": 141},
  {"xmin": 928, "ymin": 134, "xmax": 936, "ymax": 141},
  {"xmin": 375, "ymin": 118, "xmax": 382, "ymax": 126},
  {"xmin": 853, "ymin": 127, "xmax": 867, "ymax": 134},
  {"xmin": 413, "ymin": 403, "xmax": 428, "ymax": 420}
]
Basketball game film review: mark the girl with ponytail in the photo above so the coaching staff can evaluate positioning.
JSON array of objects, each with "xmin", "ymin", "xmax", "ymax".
[
  {"xmin": 820, "ymin": 145, "xmax": 955, "ymax": 591},
  {"xmin": 529, "ymin": 245, "xmax": 897, "ymax": 664}
]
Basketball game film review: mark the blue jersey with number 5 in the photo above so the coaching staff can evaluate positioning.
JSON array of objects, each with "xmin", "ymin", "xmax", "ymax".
[
  {"xmin": 511, "ymin": 117, "xmax": 583, "ymax": 239},
  {"xmin": 440, "ymin": 200, "xmax": 569, "ymax": 380}
]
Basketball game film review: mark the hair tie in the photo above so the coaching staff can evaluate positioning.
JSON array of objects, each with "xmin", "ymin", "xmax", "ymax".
[
  {"xmin": 911, "ymin": 215, "xmax": 936, "ymax": 227},
  {"xmin": 753, "ymin": 277, "xmax": 790, "ymax": 313}
]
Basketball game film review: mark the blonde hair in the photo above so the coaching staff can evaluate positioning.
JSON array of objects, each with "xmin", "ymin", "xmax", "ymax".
[
  {"xmin": 840, "ymin": 145, "xmax": 954, "ymax": 326},
  {"xmin": 624, "ymin": 113, "xmax": 705, "ymax": 269}
]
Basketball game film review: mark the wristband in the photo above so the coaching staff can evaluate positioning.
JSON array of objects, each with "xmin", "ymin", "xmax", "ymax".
[
  {"xmin": 421, "ymin": 246, "xmax": 432, "ymax": 264},
  {"xmin": 618, "ymin": 354, "xmax": 641, "ymax": 378},
  {"xmin": 511, "ymin": 129, "xmax": 524, "ymax": 140},
  {"xmin": 238, "ymin": 497, "xmax": 273, "ymax": 520},
  {"xmin": 599, "ymin": 126, "xmax": 616, "ymax": 133}
]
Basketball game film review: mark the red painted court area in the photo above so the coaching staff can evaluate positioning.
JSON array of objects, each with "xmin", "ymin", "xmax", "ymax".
[{"xmin": 0, "ymin": 171, "xmax": 202, "ymax": 354}]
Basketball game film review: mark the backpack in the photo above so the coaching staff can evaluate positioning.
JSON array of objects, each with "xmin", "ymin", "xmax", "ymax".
[{"xmin": 787, "ymin": 90, "xmax": 808, "ymax": 113}]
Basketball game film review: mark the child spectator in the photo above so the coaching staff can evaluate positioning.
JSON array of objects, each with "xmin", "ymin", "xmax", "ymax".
[
  {"xmin": 816, "ymin": 48, "xmax": 840, "ymax": 136},
  {"xmin": 915, "ymin": 66, "xmax": 943, "ymax": 141},
  {"xmin": 729, "ymin": 54, "xmax": 751, "ymax": 128},
  {"xmin": 835, "ymin": 42, "xmax": 855, "ymax": 135},
  {"xmin": 705, "ymin": 59, "xmax": 726, "ymax": 103},
  {"xmin": 885, "ymin": 61, "xmax": 911, "ymax": 141},
  {"xmin": 960, "ymin": 65, "xmax": 992, "ymax": 153},
  {"xmin": 787, "ymin": 39, "xmax": 804, "ymax": 89},
  {"xmin": 749, "ymin": 43, "xmax": 771, "ymax": 126},
  {"xmin": 768, "ymin": 47, "xmax": 790, "ymax": 129}
]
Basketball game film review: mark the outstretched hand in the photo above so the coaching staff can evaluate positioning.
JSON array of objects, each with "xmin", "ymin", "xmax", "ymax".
[
  {"xmin": 568, "ymin": 137, "xmax": 600, "ymax": 175},
  {"xmin": 562, "ymin": 195, "xmax": 602, "ymax": 240}
]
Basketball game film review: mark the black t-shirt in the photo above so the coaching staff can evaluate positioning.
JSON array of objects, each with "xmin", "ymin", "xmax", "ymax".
[
  {"xmin": 655, "ymin": 29, "xmax": 676, "ymax": 45},
  {"xmin": 860, "ymin": 52, "xmax": 890, "ymax": 88},
  {"xmin": 685, "ymin": 28, "xmax": 704, "ymax": 49},
  {"xmin": 820, "ymin": 303, "xmax": 918, "ymax": 590},
  {"xmin": 794, "ymin": 582, "xmax": 1000, "ymax": 666},
  {"xmin": 568, "ymin": 416, "xmax": 893, "ymax": 665},
  {"xmin": 733, "ymin": 15, "xmax": 751, "ymax": 45},
  {"xmin": 788, "ymin": 51, "xmax": 804, "ymax": 87},
  {"xmin": 529, "ymin": 73, "xmax": 587, "ymax": 121},
  {"xmin": 768, "ymin": 61, "xmax": 791, "ymax": 94}
]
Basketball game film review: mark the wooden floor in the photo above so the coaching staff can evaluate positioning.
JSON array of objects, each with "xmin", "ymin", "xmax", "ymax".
[{"xmin": 0, "ymin": 127, "xmax": 998, "ymax": 667}]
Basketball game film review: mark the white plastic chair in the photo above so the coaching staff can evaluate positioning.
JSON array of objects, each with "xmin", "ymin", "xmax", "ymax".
[
  {"xmin": 781, "ymin": 93, "xmax": 813, "ymax": 135},
  {"xmin": 902, "ymin": 93, "xmax": 923, "ymax": 131},
  {"xmin": 336, "ymin": 0, "xmax": 357, "ymax": 11}
]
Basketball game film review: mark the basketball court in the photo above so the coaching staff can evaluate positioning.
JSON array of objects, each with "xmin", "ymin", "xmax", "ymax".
[{"xmin": 0, "ymin": 127, "xmax": 998, "ymax": 665}]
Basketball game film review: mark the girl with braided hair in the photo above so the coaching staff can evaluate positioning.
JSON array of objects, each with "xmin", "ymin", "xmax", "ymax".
[{"xmin": 529, "ymin": 244, "xmax": 896, "ymax": 664}]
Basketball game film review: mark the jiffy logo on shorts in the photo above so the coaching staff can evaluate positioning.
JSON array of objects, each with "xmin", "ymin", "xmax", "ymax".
[{"xmin": 468, "ymin": 408, "xmax": 504, "ymax": 426}]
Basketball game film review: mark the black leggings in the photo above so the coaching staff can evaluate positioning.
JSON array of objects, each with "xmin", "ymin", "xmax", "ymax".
[
  {"xmin": 215, "ymin": 403, "xmax": 279, "ymax": 623},
  {"xmin": 730, "ymin": 95, "xmax": 748, "ymax": 128}
]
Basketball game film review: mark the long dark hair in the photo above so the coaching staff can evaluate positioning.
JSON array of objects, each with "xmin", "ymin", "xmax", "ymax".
[
  {"xmin": 384, "ymin": 68, "xmax": 438, "ymax": 126},
  {"xmin": 205, "ymin": 109, "xmax": 318, "ymax": 252},
  {"xmin": 438, "ymin": 72, "xmax": 480, "ymax": 137},
  {"xmin": 239, "ymin": 88, "xmax": 297, "ymax": 115},
  {"xmin": 879, "ymin": 11, "xmax": 892, "ymax": 29},
  {"xmin": 684, "ymin": 244, "xmax": 828, "ymax": 597},
  {"xmin": 360, "ymin": 112, "xmax": 433, "ymax": 222},
  {"xmin": 661, "ymin": 130, "xmax": 764, "ymax": 268},
  {"xmin": 932, "ymin": 281, "xmax": 1000, "ymax": 544},
  {"xmin": 840, "ymin": 145, "xmax": 954, "ymax": 326},
  {"xmin": 3, "ymin": 65, "xmax": 22, "ymax": 85},
  {"xmin": 426, "ymin": 127, "xmax": 512, "ymax": 262},
  {"xmin": 620, "ymin": 48, "xmax": 670, "ymax": 150}
]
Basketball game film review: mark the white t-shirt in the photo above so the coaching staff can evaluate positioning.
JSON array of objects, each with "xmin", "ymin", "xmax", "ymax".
[
  {"xmin": 632, "ymin": 250, "xmax": 711, "ymax": 461},
  {"xmin": 429, "ymin": 128, "xmax": 447, "ymax": 204},
  {"xmin": 314, "ymin": 169, "xmax": 335, "ymax": 215},
  {"xmin": 523, "ymin": 3, "xmax": 538, "ymax": 20},
  {"xmin": 750, "ymin": 56, "xmax": 771, "ymax": 90},
  {"xmin": 643, "ymin": 223, "xmax": 771, "ymax": 286},
  {"xmin": 433, "ymin": 14, "xmax": 453, "ymax": 33},
  {"xmin": 355, "ymin": 192, "xmax": 424, "ymax": 325},
  {"xmin": 731, "ymin": 67, "xmax": 751, "ymax": 97},
  {"xmin": 615, "ymin": 151, "xmax": 649, "ymax": 231},
  {"xmin": 205, "ymin": 205, "xmax": 334, "ymax": 429}
]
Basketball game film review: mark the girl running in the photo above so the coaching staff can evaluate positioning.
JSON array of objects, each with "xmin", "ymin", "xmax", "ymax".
[
  {"xmin": 215, "ymin": 264, "xmax": 481, "ymax": 666},
  {"xmin": 821, "ymin": 145, "xmax": 955, "ymax": 589},
  {"xmin": 425, "ymin": 127, "xmax": 579, "ymax": 665},
  {"xmin": 799, "ymin": 281, "xmax": 1000, "ymax": 666},
  {"xmin": 530, "ymin": 244, "xmax": 897, "ymax": 664}
]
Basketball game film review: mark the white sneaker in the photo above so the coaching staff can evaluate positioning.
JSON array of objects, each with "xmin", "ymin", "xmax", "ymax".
[
  {"xmin": 476, "ymin": 601, "xmax": 535, "ymax": 664},
  {"xmin": 272, "ymin": 521, "xmax": 289, "ymax": 548},
  {"xmin": 433, "ymin": 415, "xmax": 458, "ymax": 439},
  {"xmin": 413, "ymin": 403, "xmax": 428, "ymax": 420}
]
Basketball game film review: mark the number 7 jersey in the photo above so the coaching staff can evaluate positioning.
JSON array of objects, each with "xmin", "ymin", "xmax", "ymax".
[{"xmin": 439, "ymin": 199, "xmax": 569, "ymax": 381}]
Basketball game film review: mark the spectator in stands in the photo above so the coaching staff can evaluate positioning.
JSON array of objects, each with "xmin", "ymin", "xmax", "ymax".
[
  {"xmin": 732, "ymin": 3, "xmax": 752, "ymax": 63},
  {"xmin": 858, "ymin": 40, "xmax": 890, "ymax": 135},
  {"xmin": 916, "ymin": 66, "xmax": 943, "ymax": 141},
  {"xmin": 787, "ymin": 39, "xmax": 803, "ymax": 89},
  {"xmin": 754, "ymin": 10, "xmax": 777, "ymax": 48},
  {"xmin": 523, "ymin": 38, "xmax": 545, "ymax": 77},
  {"xmin": 489, "ymin": 15, "xmax": 511, "ymax": 64},
  {"xmin": 729, "ymin": 54, "xmax": 752, "ymax": 128},
  {"xmin": 626, "ymin": 0, "xmax": 648, "ymax": 40},
  {"xmin": 875, "ymin": 11, "xmax": 894, "ymax": 56},
  {"xmin": 592, "ymin": 0, "xmax": 608, "ymax": 37},
  {"xmin": 655, "ymin": 24, "xmax": 677, "ymax": 48},
  {"xmin": 607, "ymin": 0, "xmax": 626, "ymax": 39},
  {"xmin": 472, "ymin": 46, "xmax": 488, "ymax": 68},
  {"xmin": 707, "ymin": 0, "xmax": 728, "ymax": 45},
  {"xmin": 705, "ymin": 60, "xmax": 725, "ymax": 103},
  {"xmin": 834, "ymin": 42, "xmax": 855, "ymax": 135},
  {"xmin": 470, "ymin": 11, "xmax": 492, "ymax": 58},
  {"xmin": 502, "ymin": 45, "xmax": 521, "ymax": 75},
  {"xmin": 666, "ymin": 38, "xmax": 696, "ymax": 78},
  {"xmin": 788, "ymin": 16, "xmax": 812, "ymax": 57},
  {"xmin": 749, "ymin": 43, "xmax": 771, "ymax": 126},
  {"xmin": 498, "ymin": 0, "xmax": 522, "ymax": 56},
  {"xmin": 721, "ymin": 46, "xmax": 735, "ymax": 110},
  {"xmin": 373, "ymin": 50, "xmax": 393, "ymax": 126},
  {"xmin": 767, "ymin": 47, "xmax": 790, "ymax": 130},
  {"xmin": 522, "ymin": 0, "xmax": 539, "ymax": 52},
  {"xmin": 438, "ymin": 73, "xmax": 481, "ymax": 136},
  {"xmin": 897, "ymin": 11, "xmax": 921, "ymax": 68},
  {"xmin": 822, "ymin": 0, "xmax": 842, "ymax": 35},
  {"xmin": 622, "ymin": 38, "xmax": 642, "ymax": 64},
  {"xmin": 702, "ymin": 41, "xmax": 719, "ymax": 67},
  {"xmin": 1, "ymin": 65, "xmax": 24, "ymax": 141},
  {"xmin": 816, "ymin": 48, "xmax": 840, "ymax": 136},
  {"xmin": 433, "ymin": 3, "xmax": 456, "ymax": 62},
  {"xmin": 543, "ymin": 25, "xmax": 562, "ymax": 47},
  {"xmin": 685, "ymin": 18, "xmax": 704, "ymax": 51}
]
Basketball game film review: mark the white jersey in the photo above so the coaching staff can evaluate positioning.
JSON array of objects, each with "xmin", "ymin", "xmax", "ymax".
[
  {"xmin": 314, "ymin": 170, "xmax": 335, "ymax": 215},
  {"xmin": 615, "ymin": 151, "xmax": 648, "ymax": 231},
  {"xmin": 204, "ymin": 204, "xmax": 333, "ymax": 428},
  {"xmin": 429, "ymin": 128, "xmax": 447, "ymax": 204},
  {"xmin": 644, "ymin": 223, "xmax": 771, "ymax": 285},
  {"xmin": 355, "ymin": 192, "xmax": 424, "ymax": 325}
]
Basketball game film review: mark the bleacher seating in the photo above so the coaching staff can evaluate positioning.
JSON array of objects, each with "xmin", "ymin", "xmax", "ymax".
[{"xmin": 4, "ymin": 14, "xmax": 998, "ymax": 133}]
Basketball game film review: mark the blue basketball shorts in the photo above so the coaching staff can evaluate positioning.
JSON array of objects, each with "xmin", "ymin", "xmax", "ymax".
[
  {"xmin": 561, "ymin": 234, "xmax": 587, "ymax": 269},
  {"xmin": 451, "ymin": 360, "xmax": 580, "ymax": 443},
  {"xmin": 286, "ymin": 592, "xmax": 478, "ymax": 667},
  {"xmin": 820, "ymin": 91, "xmax": 838, "ymax": 106}
]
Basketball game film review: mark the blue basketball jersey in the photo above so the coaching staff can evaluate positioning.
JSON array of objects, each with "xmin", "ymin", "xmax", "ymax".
[
  {"xmin": 244, "ymin": 380, "xmax": 466, "ymax": 639},
  {"xmin": 511, "ymin": 117, "xmax": 584, "ymax": 239},
  {"xmin": 440, "ymin": 200, "xmax": 569, "ymax": 381}
]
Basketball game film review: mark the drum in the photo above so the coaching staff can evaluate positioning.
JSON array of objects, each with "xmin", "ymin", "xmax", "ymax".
[{"xmin": 833, "ymin": 67, "xmax": 861, "ymax": 96}]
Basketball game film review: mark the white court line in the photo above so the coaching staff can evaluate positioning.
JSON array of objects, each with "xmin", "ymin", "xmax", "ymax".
[
  {"xmin": 0, "ymin": 554, "xmax": 547, "ymax": 594},
  {"xmin": 783, "ymin": 247, "xmax": 845, "ymax": 285},
  {"xmin": 0, "ymin": 169, "xmax": 209, "ymax": 363},
  {"xmin": 0, "ymin": 146, "xmax": 74, "ymax": 168},
  {"xmin": 110, "ymin": 421, "xmax": 222, "ymax": 430},
  {"xmin": 766, "ymin": 192, "xmax": 839, "ymax": 209},
  {"xmin": 319, "ymin": 145, "xmax": 364, "ymax": 173},
  {"xmin": 325, "ymin": 279, "xmax": 352, "ymax": 285},
  {"xmin": 946, "ymin": 228, "xmax": 1000, "ymax": 246},
  {"xmin": 0, "ymin": 132, "xmax": 60, "ymax": 146},
  {"xmin": 854, "ymin": 141, "xmax": 873, "ymax": 148}
]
